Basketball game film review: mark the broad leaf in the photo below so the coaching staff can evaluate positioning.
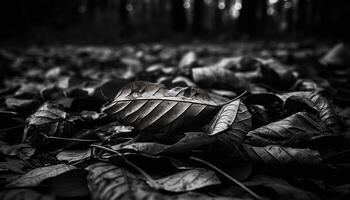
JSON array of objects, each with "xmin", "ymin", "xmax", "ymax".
[
  {"xmin": 245, "ymin": 112, "xmax": 331, "ymax": 147},
  {"xmin": 207, "ymin": 99, "xmax": 252, "ymax": 144},
  {"xmin": 7, "ymin": 164, "xmax": 76, "ymax": 187},
  {"xmin": 150, "ymin": 168, "xmax": 221, "ymax": 192},
  {"xmin": 102, "ymin": 81, "xmax": 220, "ymax": 133}
]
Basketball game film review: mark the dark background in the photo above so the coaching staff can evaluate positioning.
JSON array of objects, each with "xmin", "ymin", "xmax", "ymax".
[{"xmin": 0, "ymin": 0, "xmax": 350, "ymax": 44}]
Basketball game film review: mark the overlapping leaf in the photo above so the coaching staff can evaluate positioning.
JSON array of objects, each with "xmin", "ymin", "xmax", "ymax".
[
  {"xmin": 23, "ymin": 103, "xmax": 72, "ymax": 145},
  {"xmin": 240, "ymin": 144, "xmax": 322, "ymax": 166},
  {"xmin": 7, "ymin": 164, "xmax": 76, "ymax": 187},
  {"xmin": 279, "ymin": 92, "xmax": 343, "ymax": 133},
  {"xmin": 102, "ymin": 81, "xmax": 220, "ymax": 133},
  {"xmin": 207, "ymin": 99, "xmax": 252, "ymax": 144},
  {"xmin": 121, "ymin": 132, "xmax": 216, "ymax": 156},
  {"xmin": 151, "ymin": 168, "xmax": 221, "ymax": 192},
  {"xmin": 86, "ymin": 162, "xmax": 229, "ymax": 200},
  {"xmin": 245, "ymin": 112, "xmax": 330, "ymax": 147}
]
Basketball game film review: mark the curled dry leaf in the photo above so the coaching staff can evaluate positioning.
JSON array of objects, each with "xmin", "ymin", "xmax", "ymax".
[
  {"xmin": 102, "ymin": 81, "xmax": 220, "ymax": 133},
  {"xmin": 7, "ymin": 164, "xmax": 76, "ymax": 187},
  {"xmin": 279, "ymin": 92, "xmax": 343, "ymax": 133},
  {"xmin": 23, "ymin": 103, "xmax": 72, "ymax": 144},
  {"xmin": 245, "ymin": 112, "xmax": 331, "ymax": 147},
  {"xmin": 207, "ymin": 99, "xmax": 252, "ymax": 144},
  {"xmin": 150, "ymin": 168, "xmax": 221, "ymax": 192}
]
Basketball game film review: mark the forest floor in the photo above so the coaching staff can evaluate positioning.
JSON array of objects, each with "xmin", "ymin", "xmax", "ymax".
[{"xmin": 1, "ymin": 41, "xmax": 350, "ymax": 200}]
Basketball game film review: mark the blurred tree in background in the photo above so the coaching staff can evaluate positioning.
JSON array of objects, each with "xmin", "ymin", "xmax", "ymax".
[{"xmin": 0, "ymin": 0, "xmax": 349, "ymax": 43}]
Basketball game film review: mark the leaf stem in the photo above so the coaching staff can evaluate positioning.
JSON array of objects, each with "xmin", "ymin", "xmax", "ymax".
[{"xmin": 189, "ymin": 156, "xmax": 262, "ymax": 200}]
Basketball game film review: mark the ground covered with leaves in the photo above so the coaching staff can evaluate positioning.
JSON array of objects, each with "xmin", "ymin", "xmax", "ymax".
[{"xmin": 1, "ymin": 41, "xmax": 350, "ymax": 200}]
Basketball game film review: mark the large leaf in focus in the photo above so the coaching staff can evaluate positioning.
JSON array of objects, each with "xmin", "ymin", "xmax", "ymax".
[
  {"xmin": 207, "ymin": 99, "xmax": 252, "ymax": 144},
  {"xmin": 192, "ymin": 66, "xmax": 249, "ymax": 92},
  {"xmin": 0, "ymin": 189, "xmax": 55, "ymax": 200},
  {"xmin": 151, "ymin": 168, "xmax": 221, "ymax": 192},
  {"xmin": 241, "ymin": 145, "xmax": 322, "ymax": 166},
  {"xmin": 279, "ymin": 92, "xmax": 343, "ymax": 133},
  {"xmin": 7, "ymin": 164, "xmax": 76, "ymax": 187},
  {"xmin": 245, "ymin": 112, "xmax": 330, "ymax": 147},
  {"xmin": 23, "ymin": 103, "xmax": 73, "ymax": 145},
  {"xmin": 102, "ymin": 81, "xmax": 220, "ymax": 133}
]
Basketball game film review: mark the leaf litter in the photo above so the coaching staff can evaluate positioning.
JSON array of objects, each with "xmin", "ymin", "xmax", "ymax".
[{"xmin": 0, "ymin": 42, "xmax": 350, "ymax": 199}]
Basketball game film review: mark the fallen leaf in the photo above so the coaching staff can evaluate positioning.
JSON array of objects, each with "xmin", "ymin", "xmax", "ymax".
[
  {"xmin": 179, "ymin": 51, "xmax": 197, "ymax": 69},
  {"xmin": 7, "ymin": 164, "xmax": 76, "ymax": 187},
  {"xmin": 241, "ymin": 145, "xmax": 322, "ymax": 166},
  {"xmin": 23, "ymin": 103, "xmax": 72, "ymax": 145},
  {"xmin": 207, "ymin": 99, "xmax": 252, "ymax": 144},
  {"xmin": 150, "ymin": 168, "xmax": 221, "ymax": 192},
  {"xmin": 279, "ymin": 92, "xmax": 343, "ymax": 133},
  {"xmin": 192, "ymin": 67, "xmax": 249, "ymax": 92},
  {"xmin": 102, "ymin": 81, "xmax": 220, "ymax": 133},
  {"xmin": 56, "ymin": 149, "xmax": 91, "ymax": 163},
  {"xmin": 245, "ymin": 112, "xmax": 330, "ymax": 147}
]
